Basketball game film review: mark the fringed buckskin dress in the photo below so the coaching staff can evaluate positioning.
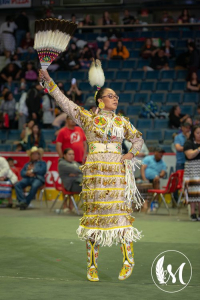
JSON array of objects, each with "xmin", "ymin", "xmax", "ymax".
[{"xmin": 46, "ymin": 83, "xmax": 144, "ymax": 247}]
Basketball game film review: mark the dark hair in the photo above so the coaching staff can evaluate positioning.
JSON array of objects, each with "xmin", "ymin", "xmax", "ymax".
[
  {"xmin": 95, "ymin": 87, "xmax": 107, "ymax": 106},
  {"xmin": 30, "ymin": 124, "xmax": 41, "ymax": 144},
  {"xmin": 7, "ymin": 157, "xmax": 14, "ymax": 162},
  {"xmin": 189, "ymin": 125, "xmax": 200, "ymax": 141},
  {"xmin": 63, "ymin": 148, "xmax": 73, "ymax": 155},
  {"xmin": 188, "ymin": 41, "xmax": 196, "ymax": 50},
  {"xmin": 4, "ymin": 91, "xmax": 12, "ymax": 101},
  {"xmin": 169, "ymin": 105, "xmax": 179, "ymax": 118}
]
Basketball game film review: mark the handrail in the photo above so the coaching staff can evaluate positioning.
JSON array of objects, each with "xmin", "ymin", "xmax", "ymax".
[{"xmin": 76, "ymin": 22, "xmax": 200, "ymax": 30}]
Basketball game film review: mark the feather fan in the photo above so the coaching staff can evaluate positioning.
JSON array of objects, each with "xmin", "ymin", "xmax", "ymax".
[{"xmin": 34, "ymin": 18, "xmax": 77, "ymax": 70}]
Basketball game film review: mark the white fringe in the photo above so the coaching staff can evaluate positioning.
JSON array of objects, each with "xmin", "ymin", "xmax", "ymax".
[
  {"xmin": 76, "ymin": 226, "xmax": 143, "ymax": 247},
  {"xmin": 125, "ymin": 159, "xmax": 145, "ymax": 209},
  {"xmin": 104, "ymin": 119, "xmax": 124, "ymax": 138},
  {"xmin": 88, "ymin": 59, "xmax": 105, "ymax": 88}
]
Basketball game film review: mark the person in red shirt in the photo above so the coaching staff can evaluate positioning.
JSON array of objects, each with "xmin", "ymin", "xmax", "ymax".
[{"xmin": 56, "ymin": 116, "xmax": 87, "ymax": 163}]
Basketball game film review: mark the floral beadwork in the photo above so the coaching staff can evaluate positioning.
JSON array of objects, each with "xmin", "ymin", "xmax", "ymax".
[
  {"xmin": 113, "ymin": 116, "xmax": 124, "ymax": 128},
  {"xmin": 89, "ymin": 143, "xmax": 97, "ymax": 153},
  {"xmin": 93, "ymin": 115, "xmax": 107, "ymax": 128}
]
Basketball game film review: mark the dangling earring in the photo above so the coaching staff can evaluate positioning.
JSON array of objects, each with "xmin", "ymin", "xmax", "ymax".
[{"xmin": 99, "ymin": 102, "xmax": 105, "ymax": 109}]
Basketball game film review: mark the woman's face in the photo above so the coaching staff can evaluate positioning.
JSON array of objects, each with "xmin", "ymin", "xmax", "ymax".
[
  {"xmin": 117, "ymin": 41, "xmax": 123, "ymax": 48},
  {"xmin": 191, "ymin": 72, "xmax": 197, "ymax": 80},
  {"xmin": 64, "ymin": 150, "xmax": 74, "ymax": 162},
  {"xmin": 8, "ymin": 93, "xmax": 13, "ymax": 101},
  {"xmin": 104, "ymin": 11, "xmax": 109, "ymax": 18},
  {"xmin": 32, "ymin": 125, "xmax": 39, "ymax": 134},
  {"xmin": 146, "ymin": 38, "xmax": 151, "ymax": 46},
  {"xmin": 27, "ymin": 63, "xmax": 32, "ymax": 70},
  {"xmin": 28, "ymin": 120, "xmax": 34, "ymax": 129},
  {"xmin": 98, "ymin": 88, "xmax": 118, "ymax": 111},
  {"xmin": 165, "ymin": 40, "xmax": 170, "ymax": 47},
  {"xmin": 175, "ymin": 106, "xmax": 181, "ymax": 115},
  {"xmin": 194, "ymin": 128, "xmax": 200, "ymax": 141},
  {"xmin": 185, "ymin": 117, "xmax": 192, "ymax": 125},
  {"xmin": 8, "ymin": 64, "xmax": 14, "ymax": 72}
]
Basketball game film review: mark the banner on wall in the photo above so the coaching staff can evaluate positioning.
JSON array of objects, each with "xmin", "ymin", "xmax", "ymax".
[
  {"xmin": 1, "ymin": 152, "xmax": 176, "ymax": 188},
  {"xmin": 0, "ymin": 0, "xmax": 31, "ymax": 8}
]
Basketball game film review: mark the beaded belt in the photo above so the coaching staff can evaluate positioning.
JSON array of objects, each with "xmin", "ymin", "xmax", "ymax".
[{"xmin": 88, "ymin": 142, "xmax": 122, "ymax": 154}]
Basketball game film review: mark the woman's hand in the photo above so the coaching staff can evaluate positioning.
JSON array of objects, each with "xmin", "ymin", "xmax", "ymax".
[
  {"xmin": 39, "ymin": 69, "xmax": 51, "ymax": 82},
  {"xmin": 120, "ymin": 152, "xmax": 134, "ymax": 163}
]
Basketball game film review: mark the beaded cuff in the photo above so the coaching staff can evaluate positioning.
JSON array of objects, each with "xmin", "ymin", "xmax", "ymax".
[{"xmin": 44, "ymin": 78, "xmax": 57, "ymax": 93}]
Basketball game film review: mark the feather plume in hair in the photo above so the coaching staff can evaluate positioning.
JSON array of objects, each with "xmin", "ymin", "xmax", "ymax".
[
  {"xmin": 88, "ymin": 59, "xmax": 105, "ymax": 88},
  {"xmin": 34, "ymin": 18, "xmax": 77, "ymax": 70}
]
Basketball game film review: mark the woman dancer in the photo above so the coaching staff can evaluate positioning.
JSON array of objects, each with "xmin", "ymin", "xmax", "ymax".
[{"xmin": 39, "ymin": 60, "xmax": 144, "ymax": 281}]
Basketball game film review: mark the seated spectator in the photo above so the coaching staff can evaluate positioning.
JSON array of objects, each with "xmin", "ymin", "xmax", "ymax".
[
  {"xmin": 143, "ymin": 49, "xmax": 169, "ymax": 71},
  {"xmin": 101, "ymin": 11, "xmax": 114, "ymax": 26},
  {"xmin": 0, "ymin": 63, "xmax": 21, "ymax": 83},
  {"xmin": 58, "ymin": 148, "xmax": 83, "ymax": 210},
  {"xmin": 79, "ymin": 14, "xmax": 95, "ymax": 31},
  {"xmin": 0, "ymin": 156, "xmax": 18, "ymax": 208},
  {"xmin": 70, "ymin": 14, "xmax": 79, "ymax": 25},
  {"xmin": 178, "ymin": 9, "xmax": 190, "ymax": 23},
  {"xmin": 174, "ymin": 122, "xmax": 191, "ymax": 171},
  {"xmin": 161, "ymin": 39, "xmax": 176, "ymax": 59},
  {"xmin": 79, "ymin": 44, "xmax": 94, "ymax": 68},
  {"xmin": 187, "ymin": 42, "xmax": 200, "ymax": 73},
  {"xmin": 42, "ymin": 93, "xmax": 55, "ymax": 128},
  {"xmin": 0, "ymin": 87, "xmax": 9, "ymax": 103},
  {"xmin": 169, "ymin": 105, "xmax": 189, "ymax": 129},
  {"xmin": 21, "ymin": 62, "xmax": 38, "ymax": 82},
  {"xmin": 56, "ymin": 116, "xmax": 87, "ymax": 163},
  {"xmin": 140, "ymin": 38, "xmax": 157, "ymax": 59},
  {"xmin": 15, "ymin": 147, "xmax": 47, "ymax": 210},
  {"xmin": 27, "ymin": 124, "xmax": 46, "ymax": 150},
  {"xmin": 187, "ymin": 72, "xmax": 200, "ymax": 92},
  {"xmin": 6, "ymin": 53, "xmax": 22, "ymax": 69},
  {"xmin": 122, "ymin": 9, "xmax": 136, "ymax": 25},
  {"xmin": 66, "ymin": 78, "xmax": 82, "ymax": 104},
  {"xmin": 26, "ymin": 86, "xmax": 42, "ymax": 123},
  {"xmin": 111, "ymin": 41, "xmax": 129, "ymax": 60},
  {"xmin": 7, "ymin": 157, "xmax": 21, "ymax": 180},
  {"xmin": 141, "ymin": 147, "xmax": 166, "ymax": 193},
  {"xmin": 160, "ymin": 11, "xmax": 174, "ymax": 25},
  {"xmin": 14, "ymin": 119, "xmax": 35, "ymax": 146},
  {"xmin": 18, "ymin": 32, "xmax": 34, "ymax": 53},
  {"xmin": 0, "ymin": 91, "xmax": 16, "ymax": 129},
  {"xmin": 59, "ymin": 43, "xmax": 81, "ymax": 71},
  {"xmin": 96, "ymin": 41, "xmax": 112, "ymax": 60}
]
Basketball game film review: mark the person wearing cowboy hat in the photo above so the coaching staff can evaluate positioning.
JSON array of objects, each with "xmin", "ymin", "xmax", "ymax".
[{"xmin": 15, "ymin": 146, "xmax": 47, "ymax": 210}]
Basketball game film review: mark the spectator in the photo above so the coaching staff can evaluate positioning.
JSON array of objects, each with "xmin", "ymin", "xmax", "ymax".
[
  {"xmin": 111, "ymin": 41, "xmax": 129, "ymax": 60},
  {"xmin": 0, "ymin": 87, "xmax": 9, "ymax": 103},
  {"xmin": 21, "ymin": 62, "xmax": 38, "ymax": 82},
  {"xmin": 101, "ymin": 11, "xmax": 114, "ymax": 26},
  {"xmin": 187, "ymin": 42, "xmax": 200, "ymax": 73},
  {"xmin": 143, "ymin": 49, "xmax": 169, "ymax": 71},
  {"xmin": 56, "ymin": 116, "xmax": 87, "ymax": 163},
  {"xmin": 169, "ymin": 105, "xmax": 189, "ymax": 129},
  {"xmin": 140, "ymin": 38, "xmax": 157, "ymax": 59},
  {"xmin": 14, "ymin": 119, "xmax": 35, "ymax": 146},
  {"xmin": 96, "ymin": 41, "xmax": 112, "ymax": 60},
  {"xmin": 26, "ymin": 86, "xmax": 42, "ymax": 123},
  {"xmin": 79, "ymin": 44, "xmax": 94, "ymax": 68},
  {"xmin": 0, "ymin": 91, "xmax": 16, "ymax": 129},
  {"xmin": 183, "ymin": 125, "xmax": 200, "ymax": 221},
  {"xmin": 66, "ymin": 78, "xmax": 82, "ymax": 104},
  {"xmin": 79, "ymin": 14, "xmax": 95, "ymax": 31},
  {"xmin": 0, "ymin": 156, "xmax": 18, "ymax": 208},
  {"xmin": 161, "ymin": 39, "xmax": 176, "ymax": 59},
  {"xmin": 197, "ymin": 105, "xmax": 200, "ymax": 115},
  {"xmin": 70, "ymin": 14, "xmax": 79, "ymax": 25},
  {"xmin": 7, "ymin": 157, "xmax": 21, "ymax": 180},
  {"xmin": 160, "ymin": 11, "xmax": 174, "ymax": 25},
  {"xmin": 0, "ymin": 63, "xmax": 21, "ymax": 83},
  {"xmin": 42, "ymin": 94, "xmax": 55, "ymax": 128},
  {"xmin": 141, "ymin": 147, "xmax": 167, "ymax": 193},
  {"xmin": 58, "ymin": 148, "xmax": 82, "ymax": 209},
  {"xmin": 26, "ymin": 124, "xmax": 46, "ymax": 150},
  {"xmin": 194, "ymin": 116, "xmax": 200, "ymax": 125},
  {"xmin": 174, "ymin": 122, "xmax": 191, "ymax": 170},
  {"xmin": 122, "ymin": 9, "xmax": 136, "ymax": 25},
  {"xmin": 18, "ymin": 32, "xmax": 34, "ymax": 53},
  {"xmin": 187, "ymin": 72, "xmax": 200, "ymax": 92},
  {"xmin": 15, "ymin": 147, "xmax": 47, "ymax": 210},
  {"xmin": 0, "ymin": 16, "xmax": 17, "ymax": 57},
  {"xmin": 178, "ymin": 9, "xmax": 190, "ymax": 23},
  {"xmin": 7, "ymin": 53, "xmax": 22, "ymax": 68},
  {"xmin": 15, "ymin": 143, "xmax": 25, "ymax": 152},
  {"xmin": 15, "ymin": 11, "xmax": 29, "ymax": 47},
  {"xmin": 18, "ymin": 91, "xmax": 29, "ymax": 130}
]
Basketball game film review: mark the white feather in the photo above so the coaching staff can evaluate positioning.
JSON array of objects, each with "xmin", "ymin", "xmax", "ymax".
[
  {"xmin": 88, "ymin": 59, "xmax": 105, "ymax": 87},
  {"xmin": 156, "ymin": 256, "xmax": 166, "ymax": 284}
]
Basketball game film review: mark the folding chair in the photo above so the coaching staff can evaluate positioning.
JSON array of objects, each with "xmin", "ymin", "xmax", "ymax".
[
  {"xmin": 50, "ymin": 174, "xmax": 62, "ymax": 211},
  {"xmin": 38, "ymin": 184, "xmax": 48, "ymax": 207},
  {"xmin": 148, "ymin": 172, "xmax": 179, "ymax": 214}
]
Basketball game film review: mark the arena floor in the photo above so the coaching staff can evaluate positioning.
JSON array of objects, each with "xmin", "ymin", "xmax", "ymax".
[{"xmin": 0, "ymin": 203, "xmax": 199, "ymax": 300}]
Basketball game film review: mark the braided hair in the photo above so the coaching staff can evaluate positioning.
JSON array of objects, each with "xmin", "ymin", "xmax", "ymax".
[{"xmin": 94, "ymin": 87, "xmax": 107, "ymax": 107}]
